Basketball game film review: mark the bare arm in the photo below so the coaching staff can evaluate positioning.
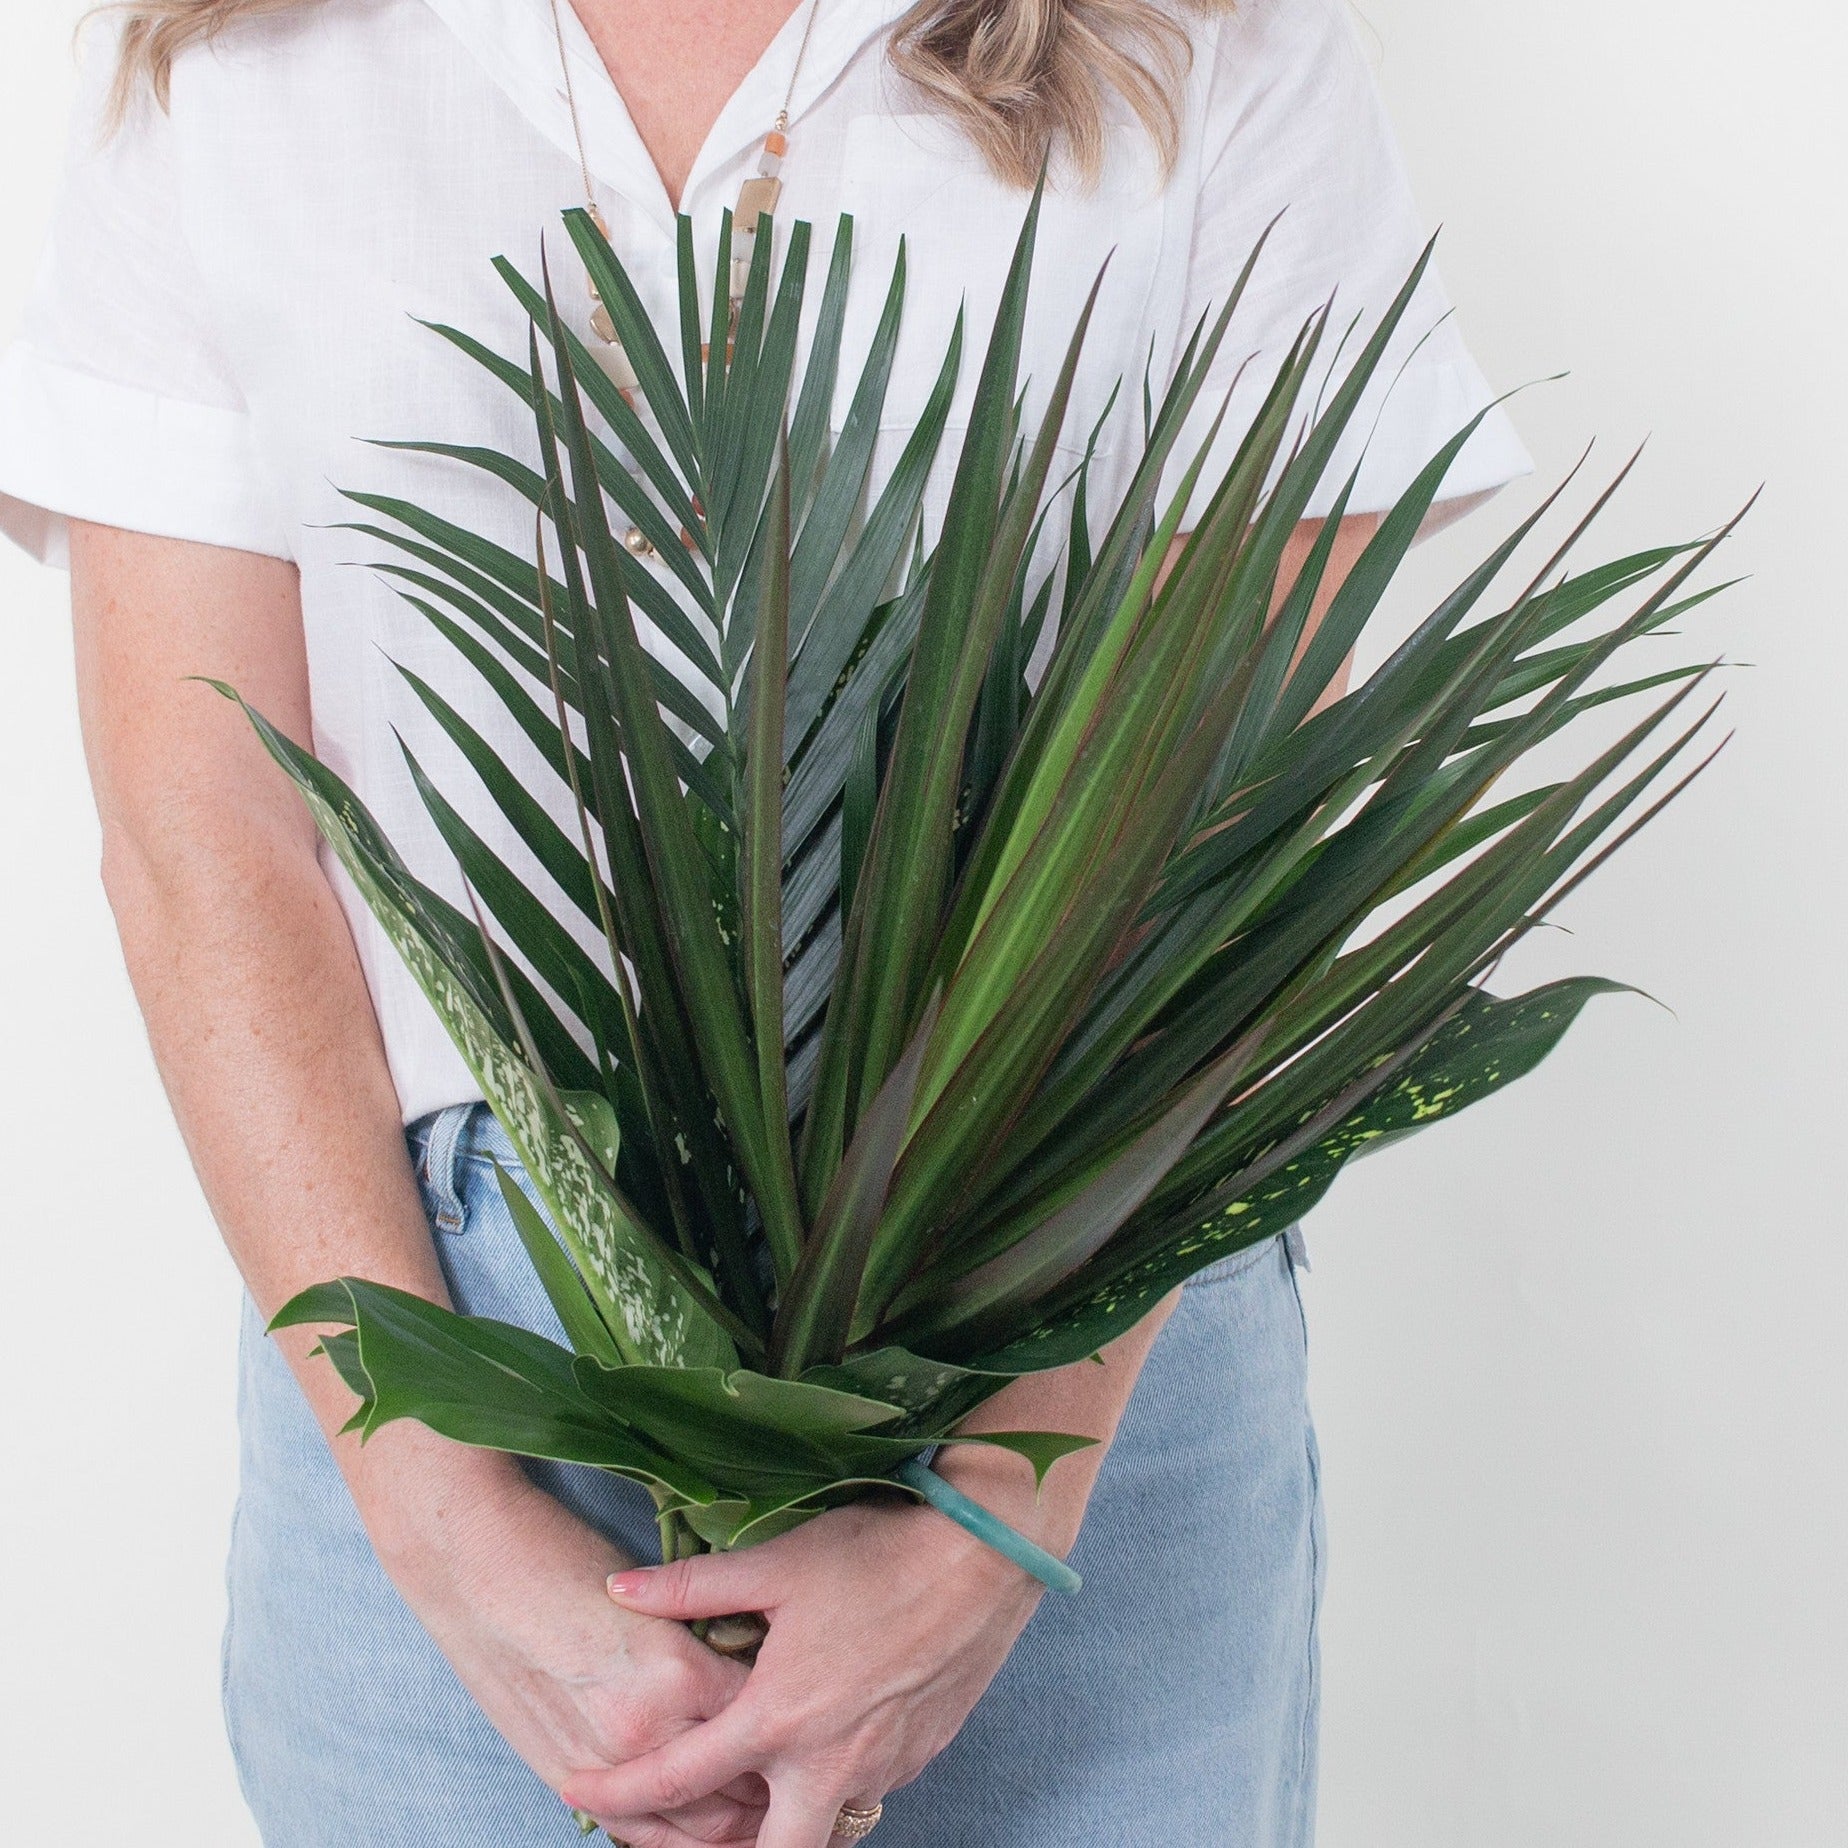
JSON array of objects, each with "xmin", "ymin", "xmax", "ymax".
[
  {"xmin": 72, "ymin": 528, "xmax": 454, "ymax": 1450},
  {"xmin": 69, "ymin": 523, "xmax": 762, "ymax": 1832},
  {"xmin": 572, "ymin": 513, "xmax": 1382, "ymax": 1847}
]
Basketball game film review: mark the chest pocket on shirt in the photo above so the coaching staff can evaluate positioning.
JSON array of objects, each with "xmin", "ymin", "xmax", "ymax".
[{"xmin": 827, "ymin": 111, "xmax": 1169, "ymax": 449}]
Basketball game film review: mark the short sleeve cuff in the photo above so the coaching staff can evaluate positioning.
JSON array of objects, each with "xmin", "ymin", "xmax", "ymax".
[
  {"xmin": 1166, "ymin": 351, "xmax": 1534, "ymax": 533},
  {"xmin": 0, "ymin": 340, "xmax": 293, "ymax": 569}
]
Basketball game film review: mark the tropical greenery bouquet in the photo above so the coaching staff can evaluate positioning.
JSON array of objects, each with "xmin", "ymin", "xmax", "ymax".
[{"xmin": 230, "ymin": 195, "xmax": 1732, "ymax": 1631}]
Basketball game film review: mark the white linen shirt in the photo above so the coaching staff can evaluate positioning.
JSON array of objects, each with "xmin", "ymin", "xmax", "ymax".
[{"xmin": 0, "ymin": 0, "xmax": 1530, "ymax": 1124}]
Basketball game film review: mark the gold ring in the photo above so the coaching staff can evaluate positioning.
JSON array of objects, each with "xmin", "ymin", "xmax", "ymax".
[{"xmin": 832, "ymin": 1800, "xmax": 884, "ymax": 1840}]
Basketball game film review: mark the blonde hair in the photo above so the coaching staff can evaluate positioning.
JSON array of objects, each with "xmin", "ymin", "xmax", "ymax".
[
  {"xmin": 105, "ymin": 0, "xmax": 1234, "ymax": 184},
  {"xmin": 106, "ymin": 1, "xmax": 311, "ymax": 116}
]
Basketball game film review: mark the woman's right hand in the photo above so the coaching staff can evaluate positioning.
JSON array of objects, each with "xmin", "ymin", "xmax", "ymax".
[{"xmin": 359, "ymin": 1433, "xmax": 766, "ymax": 1846}]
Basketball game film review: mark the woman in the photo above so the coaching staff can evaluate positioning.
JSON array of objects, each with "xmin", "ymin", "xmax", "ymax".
[{"xmin": 0, "ymin": 1, "xmax": 1527, "ymax": 1843}]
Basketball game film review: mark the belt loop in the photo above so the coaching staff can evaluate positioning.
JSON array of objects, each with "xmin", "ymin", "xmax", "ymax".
[
  {"xmin": 421, "ymin": 1103, "xmax": 473, "ymax": 1235},
  {"xmin": 1284, "ymin": 1225, "xmax": 1311, "ymax": 1273}
]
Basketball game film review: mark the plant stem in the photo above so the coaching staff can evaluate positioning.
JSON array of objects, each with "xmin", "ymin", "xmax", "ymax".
[{"xmin": 656, "ymin": 1506, "xmax": 708, "ymax": 1564}]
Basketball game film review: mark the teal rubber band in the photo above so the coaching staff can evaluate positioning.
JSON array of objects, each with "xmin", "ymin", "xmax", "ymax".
[{"xmin": 894, "ymin": 1458, "xmax": 1083, "ymax": 1595}]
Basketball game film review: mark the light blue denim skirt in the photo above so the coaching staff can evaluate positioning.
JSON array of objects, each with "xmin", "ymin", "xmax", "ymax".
[{"xmin": 223, "ymin": 1104, "xmax": 1323, "ymax": 1846}]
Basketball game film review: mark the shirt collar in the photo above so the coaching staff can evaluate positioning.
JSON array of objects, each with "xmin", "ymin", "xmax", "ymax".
[{"xmin": 421, "ymin": 0, "xmax": 912, "ymax": 234}]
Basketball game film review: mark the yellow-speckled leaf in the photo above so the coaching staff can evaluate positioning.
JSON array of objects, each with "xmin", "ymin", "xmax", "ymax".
[
  {"xmin": 221, "ymin": 685, "xmax": 736, "ymax": 1372},
  {"xmin": 958, "ymin": 979, "xmax": 1627, "ymax": 1373}
]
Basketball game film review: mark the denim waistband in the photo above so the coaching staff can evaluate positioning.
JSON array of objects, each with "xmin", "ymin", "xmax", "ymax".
[{"xmin": 407, "ymin": 1102, "xmax": 517, "ymax": 1233}]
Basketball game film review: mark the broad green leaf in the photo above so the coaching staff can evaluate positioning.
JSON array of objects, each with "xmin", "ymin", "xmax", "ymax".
[
  {"xmin": 958, "ymin": 979, "xmax": 1629, "ymax": 1370},
  {"xmin": 223, "ymin": 687, "xmax": 738, "ymax": 1372},
  {"xmin": 494, "ymin": 1163, "xmax": 627, "ymax": 1368},
  {"xmin": 935, "ymin": 1429, "xmax": 1098, "ymax": 1490},
  {"xmin": 271, "ymin": 1278, "xmax": 716, "ymax": 1498}
]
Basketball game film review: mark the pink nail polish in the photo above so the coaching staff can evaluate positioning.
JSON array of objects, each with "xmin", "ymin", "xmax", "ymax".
[{"xmin": 607, "ymin": 1570, "xmax": 649, "ymax": 1597}]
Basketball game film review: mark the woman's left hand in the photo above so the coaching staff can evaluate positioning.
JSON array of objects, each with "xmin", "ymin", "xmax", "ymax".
[{"xmin": 559, "ymin": 1491, "xmax": 1050, "ymax": 1846}]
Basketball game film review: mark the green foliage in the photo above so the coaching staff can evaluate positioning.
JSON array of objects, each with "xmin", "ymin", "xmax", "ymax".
[{"xmin": 247, "ymin": 198, "xmax": 1735, "ymax": 1557}]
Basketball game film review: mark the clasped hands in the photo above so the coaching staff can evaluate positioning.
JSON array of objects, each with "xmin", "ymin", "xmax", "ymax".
[{"xmin": 561, "ymin": 1494, "xmax": 1048, "ymax": 1848}]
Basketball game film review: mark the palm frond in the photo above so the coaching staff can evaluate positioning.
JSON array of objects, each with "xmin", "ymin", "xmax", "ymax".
[{"xmin": 234, "ymin": 197, "xmax": 1738, "ymax": 1570}]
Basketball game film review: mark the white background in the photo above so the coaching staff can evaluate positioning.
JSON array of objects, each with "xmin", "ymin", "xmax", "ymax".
[{"xmin": 1, "ymin": 3, "xmax": 1843, "ymax": 1843}]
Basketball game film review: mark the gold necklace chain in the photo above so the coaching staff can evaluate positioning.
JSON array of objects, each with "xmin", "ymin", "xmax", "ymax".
[{"xmin": 547, "ymin": 0, "xmax": 824, "ymax": 393}]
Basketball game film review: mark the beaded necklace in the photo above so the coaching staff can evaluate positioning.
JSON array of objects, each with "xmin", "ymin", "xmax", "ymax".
[{"xmin": 547, "ymin": 0, "xmax": 823, "ymax": 404}]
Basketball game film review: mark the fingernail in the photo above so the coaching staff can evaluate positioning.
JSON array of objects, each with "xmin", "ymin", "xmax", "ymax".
[{"xmin": 607, "ymin": 1569, "xmax": 650, "ymax": 1597}]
